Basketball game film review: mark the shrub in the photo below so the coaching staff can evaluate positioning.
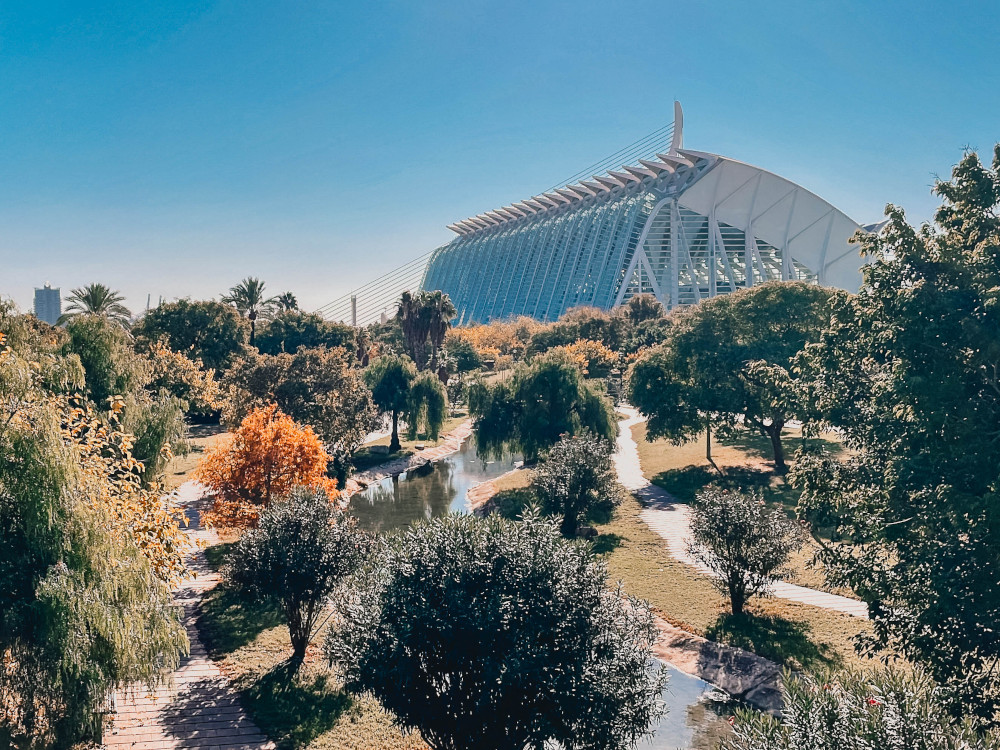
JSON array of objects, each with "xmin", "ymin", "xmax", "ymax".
[
  {"xmin": 225, "ymin": 487, "xmax": 369, "ymax": 668},
  {"xmin": 326, "ymin": 511, "xmax": 665, "ymax": 750},
  {"xmin": 723, "ymin": 667, "xmax": 1000, "ymax": 750},
  {"xmin": 532, "ymin": 431, "xmax": 621, "ymax": 536},
  {"xmin": 688, "ymin": 487, "xmax": 801, "ymax": 616}
]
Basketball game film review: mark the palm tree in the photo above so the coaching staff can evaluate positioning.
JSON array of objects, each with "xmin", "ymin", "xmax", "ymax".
[
  {"xmin": 274, "ymin": 292, "xmax": 298, "ymax": 312},
  {"xmin": 58, "ymin": 283, "xmax": 132, "ymax": 326},
  {"xmin": 426, "ymin": 291, "xmax": 457, "ymax": 374},
  {"xmin": 223, "ymin": 277, "xmax": 275, "ymax": 345}
]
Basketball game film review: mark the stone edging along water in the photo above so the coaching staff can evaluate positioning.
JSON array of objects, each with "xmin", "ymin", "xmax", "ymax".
[{"xmin": 343, "ymin": 420, "xmax": 474, "ymax": 498}]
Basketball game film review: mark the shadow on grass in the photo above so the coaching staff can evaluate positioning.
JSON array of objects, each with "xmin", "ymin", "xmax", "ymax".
[
  {"xmin": 351, "ymin": 448, "xmax": 413, "ymax": 474},
  {"xmin": 199, "ymin": 583, "xmax": 285, "ymax": 656},
  {"xmin": 591, "ymin": 532, "xmax": 623, "ymax": 555},
  {"xmin": 203, "ymin": 542, "xmax": 233, "ymax": 572},
  {"xmin": 705, "ymin": 610, "xmax": 839, "ymax": 671},
  {"xmin": 243, "ymin": 661, "xmax": 353, "ymax": 750},
  {"xmin": 492, "ymin": 488, "xmax": 537, "ymax": 520},
  {"xmin": 651, "ymin": 465, "xmax": 799, "ymax": 512}
]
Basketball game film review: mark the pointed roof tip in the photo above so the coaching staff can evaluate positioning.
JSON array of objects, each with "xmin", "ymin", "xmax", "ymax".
[{"xmin": 671, "ymin": 101, "xmax": 684, "ymax": 154}]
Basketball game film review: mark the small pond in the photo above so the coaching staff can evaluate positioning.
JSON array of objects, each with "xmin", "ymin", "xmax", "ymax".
[
  {"xmin": 348, "ymin": 439, "xmax": 520, "ymax": 534},
  {"xmin": 347, "ymin": 438, "xmax": 736, "ymax": 748}
]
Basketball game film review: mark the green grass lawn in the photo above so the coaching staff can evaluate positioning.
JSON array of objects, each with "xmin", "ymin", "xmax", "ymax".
[{"xmin": 199, "ymin": 544, "xmax": 427, "ymax": 750}]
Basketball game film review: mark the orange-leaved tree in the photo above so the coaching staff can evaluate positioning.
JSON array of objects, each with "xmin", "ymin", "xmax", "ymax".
[{"xmin": 195, "ymin": 403, "xmax": 339, "ymax": 529}]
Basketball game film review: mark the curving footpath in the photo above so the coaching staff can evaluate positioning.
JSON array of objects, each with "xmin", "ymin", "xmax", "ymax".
[
  {"xmin": 105, "ymin": 482, "xmax": 275, "ymax": 750},
  {"xmin": 615, "ymin": 407, "xmax": 869, "ymax": 620}
]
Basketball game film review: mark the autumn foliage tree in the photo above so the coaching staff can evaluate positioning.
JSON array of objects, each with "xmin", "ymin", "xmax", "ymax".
[{"xmin": 196, "ymin": 404, "xmax": 338, "ymax": 529}]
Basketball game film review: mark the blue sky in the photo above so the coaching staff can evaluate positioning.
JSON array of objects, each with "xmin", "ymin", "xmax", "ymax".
[{"xmin": 2, "ymin": 0, "xmax": 998, "ymax": 314}]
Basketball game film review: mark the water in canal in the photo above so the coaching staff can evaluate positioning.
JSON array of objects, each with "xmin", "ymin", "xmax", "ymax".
[
  {"xmin": 348, "ymin": 439, "xmax": 520, "ymax": 534},
  {"xmin": 348, "ymin": 438, "xmax": 736, "ymax": 748}
]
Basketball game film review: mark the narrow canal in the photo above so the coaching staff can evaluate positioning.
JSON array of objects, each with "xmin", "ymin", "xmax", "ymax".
[{"xmin": 348, "ymin": 439, "xmax": 735, "ymax": 748}]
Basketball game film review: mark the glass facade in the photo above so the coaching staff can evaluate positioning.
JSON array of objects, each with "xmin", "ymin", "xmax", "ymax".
[{"xmin": 422, "ymin": 152, "xmax": 857, "ymax": 324}]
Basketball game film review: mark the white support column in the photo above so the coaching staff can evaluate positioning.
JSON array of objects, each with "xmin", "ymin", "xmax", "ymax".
[
  {"xmin": 708, "ymin": 211, "xmax": 718, "ymax": 297},
  {"xmin": 669, "ymin": 200, "xmax": 680, "ymax": 307}
]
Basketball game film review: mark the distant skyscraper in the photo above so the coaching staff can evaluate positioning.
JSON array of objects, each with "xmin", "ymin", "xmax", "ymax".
[{"xmin": 34, "ymin": 283, "xmax": 61, "ymax": 325}]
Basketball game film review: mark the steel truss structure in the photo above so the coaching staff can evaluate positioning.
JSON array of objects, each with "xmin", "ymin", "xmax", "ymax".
[{"xmin": 421, "ymin": 103, "xmax": 868, "ymax": 324}]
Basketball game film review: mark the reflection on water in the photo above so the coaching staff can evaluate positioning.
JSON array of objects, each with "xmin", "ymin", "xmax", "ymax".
[
  {"xmin": 349, "ymin": 440, "xmax": 736, "ymax": 749},
  {"xmin": 643, "ymin": 665, "xmax": 734, "ymax": 749},
  {"xmin": 348, "ymin": 440, "xmax": 520, "ymax": 534}
]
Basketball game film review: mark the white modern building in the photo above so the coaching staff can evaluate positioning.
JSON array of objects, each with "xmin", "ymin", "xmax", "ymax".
[
  {"xmin": 33, "ymin": 283, "xmax": 61, "ymax": 325},
  {"xmin": 421, "ymin": 103, "xmax": 873, "ymax": 324}
]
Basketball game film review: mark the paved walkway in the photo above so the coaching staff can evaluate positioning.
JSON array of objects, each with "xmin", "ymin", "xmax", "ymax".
[
  {"xmin": 614, "ymin": 407, "xmax": 869, "ymax": 620},
  {"xmin": 106, "ymin": 482, "xmax": 275, "ymax": 750}
]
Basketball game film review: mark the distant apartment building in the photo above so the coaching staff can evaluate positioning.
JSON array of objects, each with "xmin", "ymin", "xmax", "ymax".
[{"xmin": 33, "ymin": 283, "xmax": 61, "ymax": 325}]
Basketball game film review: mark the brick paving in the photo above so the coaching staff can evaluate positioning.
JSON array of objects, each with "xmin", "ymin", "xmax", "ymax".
[
  {"xmin": 615, "ymin": 407, "xmax": 870, "ymax": 620},
  {"xmin": 105, "ymin": 482, "xmax": 275, "ymax": 750}
]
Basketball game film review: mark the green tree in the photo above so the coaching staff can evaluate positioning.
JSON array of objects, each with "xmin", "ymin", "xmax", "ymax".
[
  {"xmin": 620, "ymin": 293, "xmax": 665, "ymax": 324},
  {"xmin": 255, "ymin": 311, "xmax": 355, "ymax": 356},
  {"xmin": 445, "ymin": 336, "xmax": 483, "ymax": 374},
  {"xmin": 133, "ymin": 299, "xmax": 249, "ymax": 372},
  {"xmin": 688, "ymin": 487, "xmax": 801, "ymax": 617},
  {"xmin": 791, "ymin": 147, "xmax": 1000, "ymax": 721},
  {"xmin": 364, "ymin": 354, "xmax": 416, "ymax": 452},
  {"xmin": 223, "ymin": 277, "xmax": 275, "ymax": 346},
  {"xmin": 225, "ymin": 487, "xmax": 368, "ymax": 668},
  {"xmin": 404, "ymin": 370, "xmax": 448, "ymax": 441},
  {"xmin": 532, "ymin": 431, "xmax": 621, "ymax": 537},
  {"xmin": 627, "ymin": 281, "xmax": 835, "ymax": 474},
  {"xmin": 0, "ymin": 312, "xmax": 186, "ymax": 747},
  {"xmin": 58, "ymin": 282, "xmax": 131, "ymax": 326},
  {"xmin": 723, "ymin": 667, "xmax": 1000, "ymax": 750},
  {"xmin": 468, "ymin": 350, "xmax": 616, "ymax": 462},
  {"xmin": 221, "ymin": 346, "xmax": 378, "ymax": 457},
  {"xmin": 325, "ymin": 511, "xmax": 665, "ymax": 750},
  {"xmin": 65, "ymin": 314, "xmax": 186, "ymax": 483}
]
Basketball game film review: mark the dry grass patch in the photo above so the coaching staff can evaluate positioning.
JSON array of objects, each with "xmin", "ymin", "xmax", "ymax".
[{"xmin": 630, "ymin": 421, "xmax": 856, "ymax": 597}]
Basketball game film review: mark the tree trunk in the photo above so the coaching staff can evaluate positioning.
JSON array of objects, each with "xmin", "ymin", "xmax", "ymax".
[
  {"xmin": 560, "ymin": 507, "xmax": 579, "ymax": 538},
  {"xmin": 767, "ymin": 422, "xmax": 787, "ymax": 475},
  {"xmin": 729, "ymin": 579, "xmax": 747, "ymax": 617},
  {"xmin": 249, "ymin": 310, "xmax": 257, "ymax": 346},
  {"xmin": 390, "ymin": 409, "xmax": 401, "ymax": 453},
  {"xmin": 706, "ymin": 417, "xmax": 712, "ymax": 463}
]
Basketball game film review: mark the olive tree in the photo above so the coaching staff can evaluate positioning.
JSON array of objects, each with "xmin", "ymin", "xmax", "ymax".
[
  {"xmin": 532, "ymin": 431, "xmax": 621, "ymax": 537},
  {"xmin": 688, "ymin": 487, "xmax": 801, "ymax": 616},
  {"xmin": 326, "ymin": 511, "xmax": 666, "ymax": 750},
  {"xmin": 225, "ymin": 487, "xmax": 369, "ymax": 668}
]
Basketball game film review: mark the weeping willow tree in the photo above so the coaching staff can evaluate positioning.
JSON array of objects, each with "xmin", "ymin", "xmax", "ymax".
[
  {"xmin": 404, "ymin": 371, "xmax": 448, "ymax": 441},
  {"xmin": 468, "ymin": 350, "xmax": 616, "ymax": 462},
  {"xmin": 0, "ymin": 303, "xmax": 188, "ymax": 747}
]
